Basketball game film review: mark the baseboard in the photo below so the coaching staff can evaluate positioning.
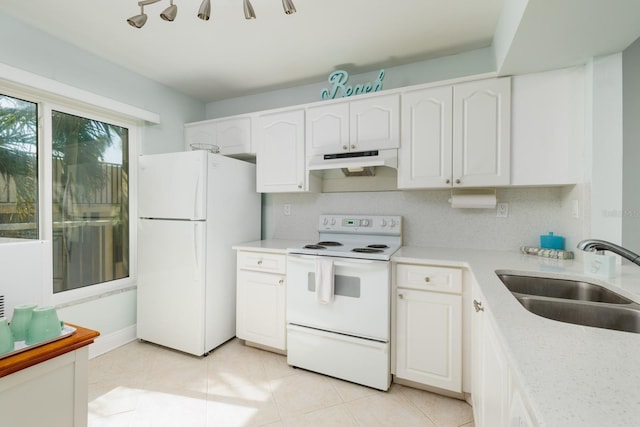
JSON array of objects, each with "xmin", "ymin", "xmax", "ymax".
[{"xmin": 88, "ymin": 324, "xmax": 137, "ymax": 359}]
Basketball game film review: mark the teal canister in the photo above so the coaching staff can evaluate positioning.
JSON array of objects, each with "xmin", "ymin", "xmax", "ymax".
[
  {"xmin": 9, "ymin": 303, "xmax": 37, "ymax": 342},
  {"xmin": 0, "ymin": 317, "xmax": 14, "ymax": 355},
  {"xmin": 540, "ymin": 232, "xmax": 565, "ymax": 250}
]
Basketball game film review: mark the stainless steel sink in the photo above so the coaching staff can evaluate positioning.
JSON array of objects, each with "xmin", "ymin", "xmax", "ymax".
[
  {"xmin": 515, "ymin": 295, "xmax": 640, "ymax": 333},
  {"xmin": 497, "ymin": 274, "xmax": 633, "ymax": 304},
  {"xmin": 496, "ymin": 273, "xmax": 640, "ymax": 333}
]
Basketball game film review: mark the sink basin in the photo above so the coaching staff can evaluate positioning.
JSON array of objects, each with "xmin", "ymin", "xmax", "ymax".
[
  {"xmin": 496, "ymin": 272, "xmax": 640, "ymax": 333},
  {"xmin": 516, "ymin": 295, "xmax": 640, "ymax": 333},
  {"xmin": 497, "ymin": 274, "xmax": 633, "ymax": 304}
]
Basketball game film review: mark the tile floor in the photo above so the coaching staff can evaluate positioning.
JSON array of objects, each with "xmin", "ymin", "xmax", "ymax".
[{"xmin": 88, "ymin": 338, "xmax": 474, "ymax": 427}]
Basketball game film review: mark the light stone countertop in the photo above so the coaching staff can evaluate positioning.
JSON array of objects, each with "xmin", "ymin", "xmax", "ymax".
[
  {"xmin": 393, "ymin": 246, "xmax": 640, "ymax": 427},
  {"xmin": 232, "ymin": 239, "xmax": 307, "ymax": 254}
]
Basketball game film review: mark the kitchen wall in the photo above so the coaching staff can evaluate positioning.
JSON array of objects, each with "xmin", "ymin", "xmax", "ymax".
[
  {"xmin": 623, "ymin": 37, "xmax": 640, "ymax": 252},
  {"xmin": 205, "ymin": 47, "xmax": 495, "ymax": 118},
  {"xmin": 0, "ymin": 12, "xmax": 205, "ymax": 155},
  {"xmin": 0, "ymin": 12, "xmax": 205, "ymax": 355},
  {"xmin": 263, "ymin": 186, "xmax": 584, "ymax": 252}
]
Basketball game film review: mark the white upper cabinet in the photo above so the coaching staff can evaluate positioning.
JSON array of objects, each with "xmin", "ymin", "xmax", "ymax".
[
  {"xmin": 255, "ymin": 109, "xmax": 310, "ymax": 193},
  {"xmin": 398, "ymin": 77, "xmax": 511, "ymax": 189},
  {"xmin": 510, "ymin": 66, "xmax": 585, "ymax": 186},
  {"xmin": 453, "ymin": 78, "xmax": 511, "ymax": 187},
  {"xmin": 305, "ymin": 94, "xmax": 399, "ymax": 157},
  {"xmin": 398, "ymin": 86, "xmax": 453, "ymax": 188},
  {"xmin": 305, "ymin": 102, "xmax": 350, "ymax": 156},
  {"xmin": 184, "ymin": 116, "xmax": 252, "ymax": 156}
]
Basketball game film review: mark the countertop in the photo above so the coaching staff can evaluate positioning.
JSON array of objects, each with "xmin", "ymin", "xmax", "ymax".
[
  {"xmin": 233, "ymin": 239, "xmax": 307, "ymax": 254},
  {"xmin": 0, "ymin": 323, "xmax": 100, "ymax": 378},
  {"xmin": 393, "ymin": 246, "xmax": 640, "ymax": 427}
]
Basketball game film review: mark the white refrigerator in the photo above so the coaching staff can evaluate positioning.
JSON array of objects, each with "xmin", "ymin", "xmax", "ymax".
[{"xmin": 137, "ymin": 150, "xmax": 260, "ymax": 356}]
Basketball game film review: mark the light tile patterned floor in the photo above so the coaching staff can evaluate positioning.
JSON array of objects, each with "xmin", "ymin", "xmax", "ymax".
[{"xmin": 88, "ymin": 339, "xmax": 474, "ymax": 427}]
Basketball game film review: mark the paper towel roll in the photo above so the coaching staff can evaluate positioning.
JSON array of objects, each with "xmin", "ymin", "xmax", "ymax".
[{"xmin": 449, "ymin": 191, "xmax": 497, "ymax": 209}]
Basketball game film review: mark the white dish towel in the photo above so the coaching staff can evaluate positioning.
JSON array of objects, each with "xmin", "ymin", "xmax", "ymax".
[{"xmin": 315, "ymin": 258, "xmax": 335, "ymax": 304}]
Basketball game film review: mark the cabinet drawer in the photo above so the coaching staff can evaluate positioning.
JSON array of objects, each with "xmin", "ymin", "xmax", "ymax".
[
  {"xmin": 237, "ymin": 251, "xmax": 286, "ymax": 274},
  {"xmin": 396, "ymin": 264, "xmax": 462, "ymax": 293}
]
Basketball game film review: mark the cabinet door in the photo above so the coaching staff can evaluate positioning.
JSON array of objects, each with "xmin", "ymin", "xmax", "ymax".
[
  {"xmin": 255, "ymin": 109, "xmax": 306, "ymax": 192},
  {"xmin": 236, "ymin": 270, "xmax": 286, "ymax": 350},
  {"xmin": 472, "ymin": 286, "xmax": 510, "ymax": 427},
  {"xmin": 395, "ymin": 288, "xmax": 462, "ymax": 392},
  {"xmin": 453, "ymin": 78, "xmax": 511, "ymax": 187},
  {"xmin": 398, "ymin": 86, "xmax": 453, "ymax": 189},
  {"xmin": 216, "ymin": 117, "xmax": 252, "ymax": 155},
  {"xmin": 185, "ymin": 121, "xmax": 216, "ymax": 152},
  {"xmin": 350, "ymin": 94, "xmax": 400, "ymax": 151},
  {"xmin": 306, "ymin": 102, "xmax": 349, "ymax": 156}
]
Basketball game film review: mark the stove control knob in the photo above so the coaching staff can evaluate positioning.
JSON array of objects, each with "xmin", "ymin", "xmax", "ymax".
[
  {"xmin": 380, "ymin": 219, "xmax": 388, "ymax": 227},
  {"xmin": 331, "ymin": 218, "xmax": 336, "ymax": 225},
  {"xmin": 361, "ymin": 219, "xmax": 369, "ymax": 227},
  {"xmin": 389, "ymin": 219, "xmax": 397, "ymax": 228},
  {"xmin": 322, "ymin": 218, "xmax": 329, "ymax": 226}
]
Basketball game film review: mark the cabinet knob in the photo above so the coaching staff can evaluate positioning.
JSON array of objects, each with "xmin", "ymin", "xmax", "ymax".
[
  {"xmin": 424, "ymin": 277, "xmax": 430, "ymax": 283},
  {"xmin": 257, "ymin": 260, "xmax": 263, "ymax": 265},
  {"xmin": 455, "ymin": 179, "xmax": 461, "ymax": 184},
  {"xmin": 278, "ymin": 279, "xmax": 284, "ymax": 285},
  {"xmin": 398, "ymin": 293, "xmax": 404, "ymax": 299},
  {"xmin": 297, "ymin": 183, "xmax": 302, "ymax": 189},
  {"xmin": 473, "ymin": 299, "xmax": 484, "ymax": 312},
  {"xmin": 350, "ymin": 144, "xmax": 356, "ymax": 149},
  {"xmin": 342, "ymin": 145, "xmax": 348, "ymax": 150},
  {"xmin": 446, "ymin": 179, "xmax": 451, "ymax": 184}
]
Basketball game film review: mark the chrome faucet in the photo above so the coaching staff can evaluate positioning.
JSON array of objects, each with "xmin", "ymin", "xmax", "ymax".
[{"xmin": 577, "ymin": 239, "xmax": 640, "ymax": 266}]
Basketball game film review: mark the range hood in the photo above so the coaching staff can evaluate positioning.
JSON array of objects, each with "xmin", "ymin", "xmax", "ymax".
[{"xmin": 307, "ymin": 149, "xmax": 398, "ymax": 176}]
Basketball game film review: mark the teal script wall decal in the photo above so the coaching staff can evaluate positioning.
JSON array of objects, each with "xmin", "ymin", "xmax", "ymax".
[{"xmin": 320, "ymin": 69, "xmax": 385, "ymax": 100}]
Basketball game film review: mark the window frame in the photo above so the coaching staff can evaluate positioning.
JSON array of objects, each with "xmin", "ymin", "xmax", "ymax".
[{"xmin": 0, "ymin": 84, "xmax": 140, "ymax": 306}]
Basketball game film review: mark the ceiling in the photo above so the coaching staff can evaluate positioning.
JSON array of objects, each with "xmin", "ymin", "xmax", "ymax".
[
  {"xmin": 2, "ymin": 1, "xmax": 640, "ymax": 104},
  {"xmin": 0, "ymin": 0, "xmax": 503, "ymax": 102}
]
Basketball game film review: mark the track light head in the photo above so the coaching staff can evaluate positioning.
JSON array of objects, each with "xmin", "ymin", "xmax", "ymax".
[
  {"xmin": 243, "ymin": 0, "xmax": 256, "ymax": 19},
  {"xmin": 160, "ymin": 1, "xmax": 177, "ymax": 21},
  {"xmin": 127, "ymin": 10, "xmax": 148, "ymax": 28},
  {"xmin": 197, "ymin": 0, "xmax": 211, "ymax": 20},
  {"xmin": 282, "ymin": 0, "xmax": 296, "ymax": 15}
]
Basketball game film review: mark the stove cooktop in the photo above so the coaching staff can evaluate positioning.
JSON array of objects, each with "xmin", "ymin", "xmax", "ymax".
[{"xmin": 288, "ymin": 214, "xmax": 402, "ymax": 261}]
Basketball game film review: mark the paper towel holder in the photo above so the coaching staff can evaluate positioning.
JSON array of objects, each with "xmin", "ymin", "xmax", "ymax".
[{"xmin": 448, "ymin": 188, "xmax": 497, "ymax": 209}]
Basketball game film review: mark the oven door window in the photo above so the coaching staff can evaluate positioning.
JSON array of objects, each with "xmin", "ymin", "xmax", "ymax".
[{"xmin": 307, "ymin": 272, "xmax": 360, "ymax": 298}]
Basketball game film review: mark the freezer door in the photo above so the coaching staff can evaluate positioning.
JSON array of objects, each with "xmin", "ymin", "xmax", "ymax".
[
  {"xmin": 137, "ymin": 219, "xmax": 206, "ymax": 355},
  {"xmin": 138, "ymin": 151, "xmax": 207, "ymax": 220}
]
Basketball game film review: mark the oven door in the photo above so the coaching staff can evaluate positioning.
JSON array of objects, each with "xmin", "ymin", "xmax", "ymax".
[{"xmin": 286, "ymin": 253, "xmax": 390, "ymax": 341}]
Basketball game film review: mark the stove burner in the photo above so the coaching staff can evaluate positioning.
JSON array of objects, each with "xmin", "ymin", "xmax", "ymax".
[
  {"xmin": 317, "ymin": 241, "xmax": 343, "ymax": 246},
  {"xmin": 304, "ymin": 244, "xmax": 327, "ymax": 250},
  {"xmin": 367, "ymin": 244, "xmax": 389, "ymax": 249},
  {"xmin": 352, "ymin": 247, "xmax": 384, "ymax": 254}
]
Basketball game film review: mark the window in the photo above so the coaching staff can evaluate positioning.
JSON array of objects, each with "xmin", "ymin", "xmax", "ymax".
[
  {"xmin": 0, "ymin": 91, "xmax": 134, "ymax": 296},
  {"xmin": 51, "ymin": 111, "xmax": 129, "ymax": 292},
  {"xmin": 0, "ymin": 95, "xmax": 38, "ymax": 239}
]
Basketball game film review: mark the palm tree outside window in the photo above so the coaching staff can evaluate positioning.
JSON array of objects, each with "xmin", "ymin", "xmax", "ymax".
[{"xmin": 1, "ymin": 93, "xmax": 130, "ymax": 293}]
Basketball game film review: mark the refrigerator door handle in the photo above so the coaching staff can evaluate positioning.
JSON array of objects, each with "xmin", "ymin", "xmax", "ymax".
[{"xmin": 193, "ymin": 224, "xmax": 200, "ymax": 280}]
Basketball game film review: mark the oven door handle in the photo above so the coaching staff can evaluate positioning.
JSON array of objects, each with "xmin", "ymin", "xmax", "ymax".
[{"xmin": 287, "ymin": 253, "xmax": 386, "ymax": 268}]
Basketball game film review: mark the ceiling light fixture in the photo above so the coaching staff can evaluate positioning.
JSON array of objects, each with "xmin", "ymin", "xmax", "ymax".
[
  {"xmin": 197, "ymin": 0, "xmax": 211, "ymax": 21},
  {"xmin": 160, "ymin": 0, "xmax": 178, "ymax": 21},
  {"xmin": 127, "ymin": 0, "xmax": 296, "ymax": 28},
  {"xmin": 127, "ymin": 0, "xmax": 161, "ymax": 28},
  {"xmin": 282, "ymin": 0, "xmax": 296, "ymax": 15},
  {"xmin": 243, "ymin": 0, "xmax": 256, "ymax": 20}
]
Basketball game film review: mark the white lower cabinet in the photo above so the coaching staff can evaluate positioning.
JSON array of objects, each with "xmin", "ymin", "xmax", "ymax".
[
  {"xmin": 471, "ymin": 282, "xmax": 535, "ymax": 427},
  {"xmin": 236, "ymin": 250, "xmax": 287, "ymax": 350},
  {"xmin": 394, "ymin": 263, "xmax": 463, "ymax": 393}
]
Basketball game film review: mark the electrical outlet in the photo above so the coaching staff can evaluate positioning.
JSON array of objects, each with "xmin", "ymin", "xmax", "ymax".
[
  {"xmin": 496, "ymin": 203, "xmax": 509, "ymax": 218},
  {"xmin": 283, "ymin": 204, "xmax": 291, "ymax": 216}
]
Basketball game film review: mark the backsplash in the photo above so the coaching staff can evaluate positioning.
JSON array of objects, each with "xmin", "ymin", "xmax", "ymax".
[{"xmin": 262, "ymin": 185, "xmax": 584, "ymax": 252}]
